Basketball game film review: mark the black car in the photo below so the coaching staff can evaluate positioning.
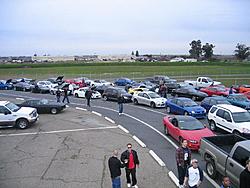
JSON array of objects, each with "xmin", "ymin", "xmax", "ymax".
[
  {"xmin": 13, "ymin": 80, "xmax": 34, "ymax": 91},
  {"xmin": 102, "ymin": 87, "xmax": 132, "ymax": 102},
  {"xmin": 18, "ymin": 99, "xmax": 66, "ymax": 114},
  {"xmin": 164, "ymin": 79, "xmax": 180, "ymax": 92},
  {"xmin": 47, "ymin": 76, "xmax": 64, "ymax": 85},
  {"xmin": 145, "ymin": 75, "xmax": 170, "ymax": 85},
  {"xmin": 94, "ymin": 85, "xmax": 109, "ymax": 95},
  {"xmin": 171, "ymin": 87, "xmax": 208, "ymax": 101}
]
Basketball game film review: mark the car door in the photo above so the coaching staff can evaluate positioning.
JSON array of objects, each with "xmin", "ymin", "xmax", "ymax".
[
  {"xmin": 176, "ymin": 100, "xmax": 185, "ymax": 115},
  {"xmin": 169, "ymin": 118, "xmax": 181, "ymax": 140},
  {"xmin": 222, "ymin": 111, "xmax": 234, "ymax": 133},
  {"xmin": 168, "ymin": 99, "xmax": 178, "ymax": 113},
  {"xmin": 215, "ymin": 109, "xmax": 228, "ymax": 132},
  {"xmin": 112, "ymin": 89, "xmax": 118, "ymax": 100},
  {"xmin": 136, "ymin": 92, "xmax": 144, "ymax": 104},
  {"xmin": 79, "ymin": 89, "xmax": 85, "ymax": 98},
  {"xmin": 143, "ymin": 93, "xmax": 151, "ymax": 106},
  {"xmin": 0, "ymin": 106, "xmax": 15, "ymax": 126}
]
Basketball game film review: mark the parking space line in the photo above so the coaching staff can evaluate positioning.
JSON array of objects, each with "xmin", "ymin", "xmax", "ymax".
[
  {"xmin": 204, "ymin": 171, "xmax": 220, "ymax": 188},
  {"xmin": 149, "ymin": 150, "xmax": 165, "ymax": 167},
  {"xmin": 75, "ymin": 107, "xmax": 87, "ymax": 111},
  {"xmin": 0, "ymin": 126, "xmax": 118, "ymax": 137},
  {"xmin": 92, "ymin": 111, "xmax": 102, "ymax": 116},
  {"xmin": 104, "ymin": 117, "xmax": 115, "ymax": 124},
  {"xmin": 117, "ymin": 125, "xmax": 129, "ymax": 133},
  {"xmin": 132, "ymin": 135, "xmax": 146, "ymax": 148},
  {"xmin": 168, "ymin": 171, "xmax": 179, "ymax": 187}
]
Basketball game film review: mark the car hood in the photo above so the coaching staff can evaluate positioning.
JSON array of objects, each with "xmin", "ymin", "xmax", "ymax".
[
  {"xmin": 17, "ymin": 107, "xmax": 36, "ymax": 114},
  {"xmin": 184, "ymin": 106, "xmax": 205, "ymax": 112},
  {"xmin": 181, "ymin": 128, "xmax": 214, "ymax": 141},
  {"xmin": 191, "ymin": 91, "xmax": 208, "ymax": 97},
  {"xmin": 212, "ymin": 81, "xmax": 221, "ymax": 85},
  {"xmin": 236, "ymin": 122, "xmax": 250, "ymax": 129},
  {"xmin": 152, "ymin": 98, "xmax": 167, "ymax": 103}
]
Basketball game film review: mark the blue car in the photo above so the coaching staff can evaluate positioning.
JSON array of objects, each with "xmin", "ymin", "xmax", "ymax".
[
  {"xmin": 114, "ymin": 78, "xmax": 134, "ymax": 86},
  {"xmin": 165, "ymin": 97, "xmax": 206, "ymax": 119},
  {"xmin": 201, "ymin": 96, "xmax": 231, "ymax": 112},
  {"xmin": 227, "ymin": 94, "xmax": 250, "ymax": 110},
  {"xmin": 0, "ymin": 79, "xmax": 13, "ymax": 90}
]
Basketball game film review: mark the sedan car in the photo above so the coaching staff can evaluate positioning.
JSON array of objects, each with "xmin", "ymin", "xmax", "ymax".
[
  {"xmin": 243, "ymin": 91, "xmax": 250, "ymax": 99},
  {"xmin": 200, "ymin": 86, "xmax": 229, "ymax": 97},
  {"xmin": 163, "ymin": 115, "xmax": 214, "ymax": 150},
  {"xmin": 171, "ymin": 87, "xmax": 208, "ymax": 101},
  {"xmin": 165, "ymin": 97, "xmax": 206, "ymax": 119},
  {"xmin": 0, "ymin": 79, "xmax": 13, "ymax": 90},
  {"xmin": 128, "ymin": 87, "xmax": 148, "ymax": 95},
  {"xmin": 114, "ymin": 78, "xmax": 135, "ymax": 86},
  {"xmin": 13, "ymin": 80, "xmax": 34, "ymax": 91},
  {"xmin": 200, "ymin": 96, "xmax": 231, "ymax": 112},
  {"xmin": 227, "ymin": 94, "xmax": 250, "ymax": 110},
  {"xmin": 73, "ymin": 87, "xmax": 101, "ymax": 99},
  {"xmin": 30, "ymin": 81, "xmax": 53, "ymax": 93},
  {"xmin": 18, "ymin": 99, "xmax": 66, "ymax": 114},
  {"xmin": 132, "ymin": 91, "xmax": 167, "ymax": 108}
]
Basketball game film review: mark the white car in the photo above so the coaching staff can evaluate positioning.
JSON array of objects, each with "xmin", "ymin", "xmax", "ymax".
[
  {"xmin": 92, "ymin": 80, "xmax": 111, "ymax": 87},
  {"xmin": 0, "ymin": 101, "xmax": 38, "ymax": 129},
  {"xmin": 37, "ymin": 81, "xmax": 55, "ymax": 89},
  {"xmin": 132, "ymin": 91, "xmax": 167, "ymax": 108},
  {"xmin": 208, "ymin": 104, "xmax": 250, "ymax": 136},
  {"xmin": 73, "ymin": 87, "xmax": 101, "ymax": 99}
]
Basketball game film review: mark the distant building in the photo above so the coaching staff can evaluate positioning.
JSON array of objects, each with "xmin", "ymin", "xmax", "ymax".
[
  {"xmin": 74, "ymin": 55, "xmax": 98, "ymax": 61},
  {"xmin": 32, "ymin": 56, "xmax": 75, "ymax": 62},
  {"xmin": 98, "ymin": 55, "xmax": 134, "ymax": 62}
]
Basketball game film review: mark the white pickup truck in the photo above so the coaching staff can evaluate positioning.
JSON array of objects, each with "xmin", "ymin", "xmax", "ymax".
[
  {"xmin": 184, "ymin": 77, "xmax": 221, "ymax": 88},
  {"xmin": 0, "ymin": 101, "xmax": 38, "ymax": 129}
]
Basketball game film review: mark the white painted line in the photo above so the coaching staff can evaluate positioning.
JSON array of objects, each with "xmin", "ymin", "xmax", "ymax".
[
  {"xmin": 16, "ymin": 97, "xmax": 24, "ymax": 100},
  {"xmin": 132, "ymin": 135, "xmax": 146, "ymax": 148},
  {"xmin": 92, "ymin": 111, "xmax": 102, "ymax": 117},
  {"xmin": 105, "ymin": 117, "xmax": 115, "ymax": 124},
  {"xmin": 118, "ymin": 125, "xmax": 129, "ymax": 133},
  {"xmin": 204, "ymin": 171, "xmax": 220, "ymax": 188},
  {"xmin": 75, "ymin": 107, "xmax": 87, "ymax": 111},
  {"xmin": 149, "ymin": 150, "xmax": 165, "ymax": 167},
  {"xmin": 168, "ymin": 171, "xmax": 179, "ymax": 187},
  {"xmin": 0, "ymin": 126, "xmax": 118, "ymax": 137}
]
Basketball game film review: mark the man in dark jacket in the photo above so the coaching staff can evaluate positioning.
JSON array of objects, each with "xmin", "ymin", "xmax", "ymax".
[
  {"xmin": 108, "ymin": 150, "xmax": 127, "ymax": 188},
  {"xmin": 117, "ymin": 94, "xmax": 124, "ymax": 115},
  {"xmin": 62, "ymin": 87, "xmax": 69, "ymax": 103},
  {"xmin": 85, "ymin": 87, "xmax": 92, "ymax": 107},
  {"xmin": 56, "ymin": 88, "xmax": 61, "ymax": 103},
  {"xmin": 176, "ymin": 139, "xmax": 191, "ymax": 188},
  {"xmin": 121, "ymin": 143, "xmax": 139, "ymax": 188},
  {"xmin": 240, "ymin": 159, "xmax": 250, "ymax": 188}
]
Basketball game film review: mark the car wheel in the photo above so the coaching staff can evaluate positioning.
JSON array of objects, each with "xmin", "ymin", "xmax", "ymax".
[
  {"xmin": 16, "ymin": 119, "xmax": 29, "ymax": 129},
  {"xmin": 50, "ymin": 90, "xmax": 54, "ymax": 95},
  {"xmin": 206, "ymin": 160, "xmax": 217, "ymax": 179},
  {"xmin": 184, "ymin": 111, "xmax": 189, "ymax": 116},
  {"xmin": 166, "ymin": 106, "xmax": 171, "ymax": 114},
  {"xmin": 175, "ymin": 94, "xmax": 178, "ymax": 97},
  {"xmin": 103, "ymin": 95, "xmax": 108, "ymax": 101},
  {"xmin": 150, "ymin": 102, "xmax": 156, "ymax": 108},
  {"xmin": 51, "ymin": 108, "xmax": 58, "ymax": 114},
  {"xmin": 75, "ymin": 93, "xmax": 79, "ymax": 98},
  {"xmin": 23, "ymin": 88, "xmax": 26, "ymax": 92},
  {"xmin": 4, "ymin": 86, "xmax": 8, "ymax": 90},
  {"xmin": 192, "ymin": 96, "xmax": 196, "ymax": 101},
  {"xmin": 209, "ymin": 120, "xmax": 217, "ymax": 131},
  {"xmin": 14, "ymin": 87, "xmax": 17, "ymax": 91},
  {"xmin": 134, "ymin": 99, "xmax": 138, "ymax": 105},
  {"xmin": 164, "ymin": 125, "xmax": 169, "ymax": 135}
]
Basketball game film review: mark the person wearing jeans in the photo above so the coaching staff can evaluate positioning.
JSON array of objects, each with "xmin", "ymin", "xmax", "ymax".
[{"xmin": 117, "ymin": 94, "xmax": 124, "ymax": 115}]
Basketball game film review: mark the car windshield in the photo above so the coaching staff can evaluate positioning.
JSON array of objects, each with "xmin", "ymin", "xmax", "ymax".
[
  {"xmin": 234, "ymin": 95, "xmax": 248, "ymax": 101},
  {"xmin": 178, "ymin": 119, "xmax": 205, "ymax": 130},
  {"xmin": 39, "ymin": 99, "xmax": 49, "ymax": 104},
  {"xmin": 6, "ymin": 102, "xmax": 20, "ymax": 112},
  {"xmin": 207, "ymin": 77, "xmax": 213, "ymax": 82},
  {"xmin": 183, "ymin": 100, "xmax": 197, "ymax": 107},
  {"xmin": 148, "ymin": 92, "xmax": 160, "ymax": 98},
  {"xmin": 232, "ymin": 112, "xmax": 250, "ymax": 123}
]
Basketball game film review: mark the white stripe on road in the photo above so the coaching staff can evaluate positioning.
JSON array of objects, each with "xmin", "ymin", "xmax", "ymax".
[
  {"xmin": 92, "ymin": 111, "xmax": 102, "ymax": 117},
  {"xmin": 168, "ymin": 171, "xmax": 179, "ymax": 187},
  {"xmin": 105, "ymin": 117, "xmax": 115, "ymax": 124},
  {"xmin": 16, "ymin": 97, "xmax": 24, "ymax": 100},
  {"xmin": 204, "ymin": 171, "xmax": 220, "ymax": 188},
  {"xmin": 0, "ymin": 126, "xmax": 117, "ymax": 137},
  {"xmin": 132, "ymin": 135, "xmax": 146, "ymax": 148},
  {"xmin": 118, "ymin": 125, "xmax": 129, "ymax": 133},
  {"xmin": 149, "ymin": 150, "xmax": 165, "ymax": 167},
  {"xmin": 75, "ymin": 107, "xmax": 87, "ymax": 111}
]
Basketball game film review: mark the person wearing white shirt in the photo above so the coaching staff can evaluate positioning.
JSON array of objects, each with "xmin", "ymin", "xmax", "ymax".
[{"xmin": 184, "ymin": 159, "xmax": 203, "ymax": 188}]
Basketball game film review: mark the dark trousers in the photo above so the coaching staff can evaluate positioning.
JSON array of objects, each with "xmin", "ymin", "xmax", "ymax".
[
  {"xmin": 56, "ymin": 95, "xmax": 60, "ymax": 103},
  {"xmin": 87, "ymin": 98, "xmax": 91, "ymax": 106},
  {"xmin": 125, "ymin": 168, "xmax": 137, "ymax": 186},
  {"xmin": 177, "ymin": 165, "xmax": 188, "ymax": 185},
  {"xmin": 62, "ymin": 95, "xmax": 69, "ymax": 103},
  {"xmin": 118, "ymin": 103, "xmax": 123, "ymax": 113}
]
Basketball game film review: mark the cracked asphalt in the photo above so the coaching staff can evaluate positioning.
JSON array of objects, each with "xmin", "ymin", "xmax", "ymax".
[{"xmin": 0, "ymin": 106, "xmax": 175, "ymax": 188}]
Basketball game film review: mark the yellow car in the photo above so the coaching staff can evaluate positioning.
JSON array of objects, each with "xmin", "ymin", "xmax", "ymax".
[{"xmin": 128, "ymin": 87, "xmax": 148, "ymax": 95}]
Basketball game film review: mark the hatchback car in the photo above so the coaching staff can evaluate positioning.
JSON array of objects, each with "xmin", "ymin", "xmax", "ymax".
[{"xmin": 102, "ymin": 87, "xmax": 132, "ymax": 102}]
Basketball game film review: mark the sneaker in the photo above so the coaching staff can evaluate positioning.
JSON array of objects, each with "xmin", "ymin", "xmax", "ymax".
[
  {"xmin": 119, "ymin": 113, "xmax": 121, "ymax": 116},
  {"xmin": 127, "ymin": 183, "xmax": 131, "ymax": 187},
  {"xmin": 133, "ymin": 185, "xmax": 138, "ymax": 188}
]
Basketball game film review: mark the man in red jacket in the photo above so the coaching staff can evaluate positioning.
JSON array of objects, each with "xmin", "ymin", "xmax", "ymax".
[{"xmin": 121, "ymin": 143, "xmax": 140, "ymax": 188}]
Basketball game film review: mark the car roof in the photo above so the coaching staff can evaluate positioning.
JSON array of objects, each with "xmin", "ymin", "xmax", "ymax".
[
  {"xmin": 237, "ymin": 140, "xmax": 250, "ymax": 150},
  {"xmin": 0, "ymin": 101, "xmax": 9, "ymax": 106},
  {"xmin": 174, "ymin": 97, "xmax": 193, "ymax": 101},
  {"xmin": 215, "ymin": 104, "xmax": 247, "ymax": 112},
  {"xmin": 228, "ymin": 94, "xmax": 244, "ymax": 97},
  {"xmin": 209, "ymin": 96, "xmax": 227, "ymax": 100}
]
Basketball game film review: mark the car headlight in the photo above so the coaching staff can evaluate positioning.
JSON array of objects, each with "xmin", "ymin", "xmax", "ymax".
[
  {"xmin": 242, "ymin": 128, "xmax": 250, "ymax": 133},
  {"xmin": 189, "ymin": 140, "xmax": 198, "ymax": 144},
  {"xmin": 191, "ymin": 111, "xmax": 195, "ymax": 114},
  {"xmin": 123, "ymin": 96, "xmax": 128, "ymax": 99}
]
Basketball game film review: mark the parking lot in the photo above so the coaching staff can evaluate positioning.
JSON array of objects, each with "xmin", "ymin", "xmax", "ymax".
[{"xmin": 0, "ymin": 105, "xmax": 175, "ymax": 188}]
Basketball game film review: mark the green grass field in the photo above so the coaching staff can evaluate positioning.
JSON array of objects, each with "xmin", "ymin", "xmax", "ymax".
[{"xmin": 0, "ymin": 61, "xmax": 250, "ymax": 86}]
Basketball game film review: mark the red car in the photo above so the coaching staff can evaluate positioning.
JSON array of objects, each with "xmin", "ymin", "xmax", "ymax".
[
  {"xmin": 243, "ymin": 91, "xmax": 250, "ymax": 99},
  {"xmin": 65, "ymin": 78, "xmax": 87, "ymax": 88},
  {"xmin": 163, "ymin": 115, "xmax": 214, "ymax": 150},
  {"xmin": 200, "ymin": 86, "xmax": 229, "ymax": 97}
]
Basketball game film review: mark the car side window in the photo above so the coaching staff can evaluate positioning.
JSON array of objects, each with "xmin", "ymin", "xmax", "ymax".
[
  {"xmin": 232, "ymin": 146, "xmax": 250, "ymax": 167},
  {"xmin": 143, "ymin": 93, "xmax": 149, "ymax": 99},
  {"xmin": 0, "ymin": 106, "xmax": 9, "ymax": 114},
  {"xmin": 171, "ymin": 99, "xmax": 177, "ymax": 104},
  {"xmin": 176, "ymin": 100, "xmax": 183, "ymax": 107},
  {"xmin": 216, "ymin": 109, "xmax": 224, "ymax": 118},
  {"xmin": 224, "ymin": 111, "xmax": 232, "ymax": 122},
  {"xmin": 113, "ymin": 90, "xmax": 118, "ymax": 95},
  {"xmin": 210, "ymin": 99, "xmax": 217, "ymax": 105},
  {"xmin": 138, "ymin": 93, "xmax": 143, "ymax": 97},
  {"xmin": 210, "ymin": 107, "xmax": 217, "ymax": 113}
]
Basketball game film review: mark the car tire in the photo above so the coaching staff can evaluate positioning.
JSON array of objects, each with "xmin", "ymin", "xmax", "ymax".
[
  {"xmin": 4, "ymin": 86, "xmax": 8, "ymax": 90},
  {"xmin": 209, "ymin": 120, "xmax": 217, "ymax": 131},
  {"xmin": 206, "ymin": 160, "xmax": 217, "ymax": 179},
  {"xmin": 16, "ymin": 119, "xmax": 29, "ymax": 129},
  {"xmin": 50, "ymin": 90, "xmax": 54, "ymax": 95},
  {"xmin": 134, "ymin": 99, "xmax": 138, "ymax": 105},
  {"xmin": 14, "ymin": 87, "xmax": 17, "ymax": 91},
  {"xmin": 184, "ymin": 111, "xmax": 189, "ymax": 116},
  {"xmin": 166, "ymin": 106, "xmax": 171, "ymax": 114},
  {"xmin": 103, "ymin": 95, "xmax": 108, "ymax": 101},
  {"xmin": 51, "ymin": 108, "xmax": 58, "ymax": 114},
  {"xmin": 23, "ymin": 88, "xmax": 26, "ymax": 92},
  {"xmin": 164, "ymin": 125, "xmax": 169, "ymax": 135},
  {"xmin": 150, "ymin": 102, "xmax": 156, "ymax": 108},
  {"xmin": 75, "ymin": 93, "xmax": 79, "ymax": 98},
  {"xmin": 175, "ymin": 94, "xmax": 178, "ymax": 97}
]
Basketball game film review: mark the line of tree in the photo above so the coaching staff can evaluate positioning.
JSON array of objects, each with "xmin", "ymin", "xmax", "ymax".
[
  {"xmin": 234, "ymin": 43, "xmax": 250, "ymax": 60},
  {"xmin": 131, "ymin": 51, "xmax": 139, "ymax": 57},
  {"xmin": 189, "ymin": 40, "xmax": 215, "ymax": 60}
]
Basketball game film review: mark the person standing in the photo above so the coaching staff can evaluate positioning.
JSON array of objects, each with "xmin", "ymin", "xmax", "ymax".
[
  {"xmin": 240, "ymin": 159, "xmax": 250, "ymax": 188},
  {"xmin": 220, "ymin": 176, "xmax": 231, "ymax": 188},
  {"xmin": 184, "ymin": 159, "xmax": 203, "ymax": 188},
  {"xmin": 108, "ymin": 150, "xmax": 127, "ymax": 188},
  {"xmin": 229, "ymin": 86, "xmax": 234, "ymax": 95},
  {"xmin": 121, "ymin": 143, "xmax": 139, "ymax": 188},
  {"xmin": 176, "ymin": 139, "xmax": 191, "ymax": 188},
  {"xmin": 56, "ymin": 88, "xmax": 61, "ymax": 103},
  {"xmin": 62, "ymin": 87, "xmax": 70, "ymax": 103},
  {"xmin": 85, "ymin": 87, "xmax": 92, "ymax": 107},
  {"xmin": 117, "ymin": 94, "xmax": 124, "ymax": 115}
]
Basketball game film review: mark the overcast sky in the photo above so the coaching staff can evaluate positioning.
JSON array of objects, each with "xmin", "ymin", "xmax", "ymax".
[{"xmin": 0, "ymin": 0, "xmax": 249, "ymax": 56}]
